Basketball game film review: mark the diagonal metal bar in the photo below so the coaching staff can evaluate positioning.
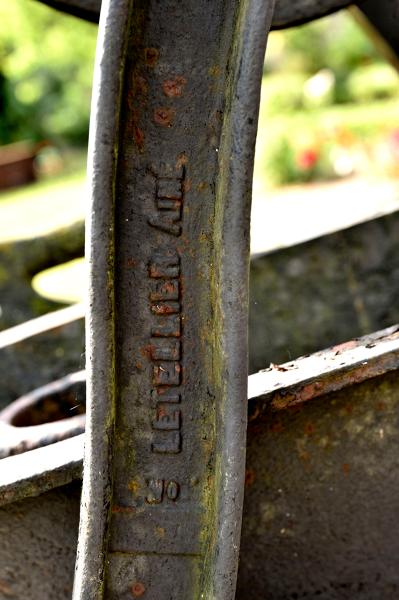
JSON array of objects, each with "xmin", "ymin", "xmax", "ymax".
[
  {"xmin": 351, "ymin": 0, "xmax": 399, "ymax": 69},
  {"xmin": 73, "ymin": 0, "xmax": 275, "ymax": 598}
]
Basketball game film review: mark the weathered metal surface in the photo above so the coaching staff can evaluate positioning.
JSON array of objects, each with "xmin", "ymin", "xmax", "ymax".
[
  {"xmin": 0, "ymin": 481, "xmax": 81, "ymax": 599},
  {"xmin": 0, "ymin": 434, "xmax": 83, "ymax": 506},
  {"xmin": 74, "ymin": 0, "xmax": 274, "ymax": 598},
  {"xmin": 249, "ymin": 325, "xmax": 399, "ymax": 415},
  {"xmin": 239, "ymin": 370, "xmax": 399, "ymax": 599},
  {"xmin": 249, "ymin": 210, "xmax": 399, "ymax": 374}
]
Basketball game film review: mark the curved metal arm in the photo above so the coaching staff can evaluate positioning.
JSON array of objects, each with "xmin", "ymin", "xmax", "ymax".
[
  {"xmin": 34, "ymin": 0, "xmax": 355, "ymax": 28},
  {"xmin": 73, "ymin": 0, "xmax": 275, "ymax": 598},
  {"xmin": 0, "ymin": 371, "xmax": 86, "ymax": 458},
  {"xmin": 34, "ymin": 0, "xmax": 100, "ymax": 22}
]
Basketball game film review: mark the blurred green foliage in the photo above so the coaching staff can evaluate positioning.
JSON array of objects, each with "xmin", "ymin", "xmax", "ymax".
[
  {"xmin": 256, "ymin": 11, "xmax": 399, "ymax": 186},
  {"xmin": 265, "ymin": 12, "xmax": 399, "ymax": 113},
  {"xmin": 0, "ymin": 0, "xmax": 97, "ymax": 145}
]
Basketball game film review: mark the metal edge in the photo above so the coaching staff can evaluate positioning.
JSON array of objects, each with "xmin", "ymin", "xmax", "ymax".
[
  {"xmin": 209, "ymin": 0, "xmax": 276, "ymax": 596},
  {"xmin": 73, "ymin": 0, "xmax": 131, "ymax": 597},
  {"xmin": 0, "ymin": 434, "xmax": 84, "ymax": 507}
]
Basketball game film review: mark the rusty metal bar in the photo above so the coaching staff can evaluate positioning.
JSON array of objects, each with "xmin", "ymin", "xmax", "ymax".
[
  {"xmin": 249, "ymin": 324, "xmax": 399, "ymax": 418},
  {"xmin": 73, "ymin": 0, "xmax": 275, "ymax": 598}
]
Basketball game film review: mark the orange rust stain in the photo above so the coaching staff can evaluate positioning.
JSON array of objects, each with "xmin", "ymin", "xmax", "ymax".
[
  {"xmin": 128, "ymin": 479, "xmax": 140, "ymax": 495},
  {"xmin": 176, "ymin": 153, "xmax": 188, "ymax": 169},
  {"xmin": 157, "ymin": 406, "xmax": 167, "ymax": 418},
  {"xmin": 152, "ymin": 303, "xmax": 175, "ymax": 315},
  {"xmin": 304, "ymin": 422, "xmax": 315, "ymax": 436},
  {"xmin": 154, "ymin": 107, "xmax": 175, "ymax": 127},
  {"xmin": 112, "ymin": 505, "xmax": 135, "ymax": 514},
  {"xmin": 162, "ymin": 281, "xmax": 176, "ymax": 294},
  {"xmin": 298, "ymin": 381, "xmax": 324, "ymax": 402},
  {"xmin": 133, "ymin": 74, "xmax": 148, "ymax": 96},
  {"xmin": 135, "ymin": 362, "xmax": 144, "ymax": 371},
  {"xmin": 162, "ymin": 76, "xmax": 187, "ymax": 97},
  {"xmin": 0, "ymin": 580, "xmax": 12, "ymax": 597},
  {"xmin": 376, "ymin": 401, "xmax": 386, "ymax": 411},
  {"xmin": 155, "ymin": 526, "xmax": 166, "ymax": 538},
  {"xmin": 343, "ymin": 404, "xmax": 353, "ymax": 416},
  {"xmin": 270, "ymin": 420, "xmax": 284, "ymax": 433},
  {"xmin": 131, "ymin": 582, "xmax": 146, "ymax": 597},
  {"xmin": 245, "ymin": 469, "xmax": 256, "ymax": 487},
  {"xmin": 299, "ymin": 449, "xmax": 310, "ymax": 462},
  {"xmin": 140, "ymin": 344, "xmax": 156, "ymax": 359},
  {"xmin": 332, "ymin": 340, "xmax": 358, "ymax": 354},
  {"xmin": 126, "ymin": 258, "xmax": 137, "ymax": 268},
  {"xmin": 134, "ymin": 125, "xmax": 145, "ymax": 149},
  {"xmin": 144, "ymin": 47, "xmax": 159, "ymax": 67},
  {"xmin": 342, "ymin": 463, "xmax": 350, "ymax": 476},
  {"xmin": 209, "ymin": 65, "xmax": 221, "ymax": 77},
  {"xmin": 182, "ymin": 178, "xmax": 192, "ymax": 193}
]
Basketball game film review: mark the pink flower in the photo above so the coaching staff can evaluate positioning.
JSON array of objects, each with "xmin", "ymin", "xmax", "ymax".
[
  {"xmin": 389, "ymin": 129, "xmax": 399, "ymax": 156},
  {"xmin": 297, "ymin": 148, "xmax": 319, "ymax": 170}
]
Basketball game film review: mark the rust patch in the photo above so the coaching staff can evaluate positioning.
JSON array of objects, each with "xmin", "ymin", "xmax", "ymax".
[
  {"xmin": 134, "ymin": 126, "xmax": 145, "ymax": 149},
  {"xmin": 245, "ymin": 468, "xmax": 256, "ymax": 487},
  {"xmin": 304, "ymin": 422, "xmax": 315, "ymax": 436},
  {"xmin": 128, "ymin": 479, "xmax": 140, "ymax": 494},
  {"xmin": 197, "ymin": 182, "xmax": 208, "ymax": 192},
  {"xmin": 112, "ymin": 505, "xmax": 135, "ymax": 514},
  {"xmin": 155, "ymin": 526, "xmax": 166, "ymax": 538},
  {"xmin": 333, "ymin": 340, "xmax": 358, "ymax": 354},
  {"xmin": 269, "ymin": 419, "xmax": 284, "ymax": 433},
  {"xmin": 154, "ymin": 107, "xmax": 175, "ymax": 127},
  {"xmin": 342, "ymin": 463, "xmax": 350, "ymax": 476},
  {"xmin": 0, "ymin": 580, "xmax": 13, "ymax": 597},
  {"xmin": 208, "ymin": 65, "xmax": 221, "ymax": 77},
  {"xmin": 133, "ymin": 74, "xmax": 148, "ymax": 97},
  {"xmin": 131, "ymin": 582, "xmax": 146, "ymax": 597},
  {"xmin": 182, "ymin": 178, "xmax": 192, "ymax": 193},
  {"xmin": 162, "ymin": 76, "xmax": 187, "ymax": 97},
  {"xmin": 144, "ymin": 47, "xmax": 159, "ymax": 67},
  {"xmin": 140, "ymin": 344, "xmax": 156, "ymax": 359},
  {"xmin": 176, "ymin": 153, "xmax": 188, "ymax": 169}
]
